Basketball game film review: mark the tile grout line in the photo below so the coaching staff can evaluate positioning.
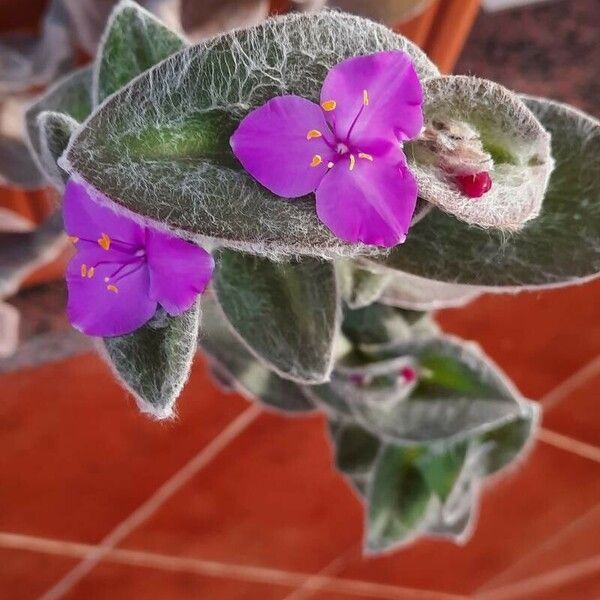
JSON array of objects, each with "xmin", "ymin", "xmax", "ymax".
[
  {"xmin": 539, "ymin": 354, "xmax": 600, "ymax": 410},
  {"xmin": 473, "ymin": 554, "xmax": 600, "ymax": 600},
  {"xmin": 37, "ymin": 403, "xmax": 263, "ymax": 600},
  {"xmin": 0, "ymin": 532, "xmax": 467, "ymax": 600},
  {"xmin": 537, "ymin": 428, "xmax": 600, "ymax": 463},
  {"xmin": 475, "ymin": 503, "xmax": 600, "ymax": 593}
]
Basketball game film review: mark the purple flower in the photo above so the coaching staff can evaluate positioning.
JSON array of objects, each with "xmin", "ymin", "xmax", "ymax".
[
  {"xmin": 230, "ymin": 51, "xmax": 423, "ymax": 247},
  {"xmin": 64, "ymin": 179, "xmax": 214, "ymax": 337}
]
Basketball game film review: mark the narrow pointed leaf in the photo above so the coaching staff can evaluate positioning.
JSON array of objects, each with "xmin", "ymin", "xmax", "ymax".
[
  {"xmin": 367, "ymin": 445, "xmax": 432, "ymax": 552},
  {"xmin": 102, "ymin": 303, "xmax": 201, "ymax": 419},
  {"xmin": 368, "ymin": 97, "xmax": 600, "ymax": 288},
  {"xmin": 94, "ymin": 0, "xmax": 187, "ymax": 104},
  {"xmin": 342, "ymin": 303, "xmax": 412, "ymax": 348},
  {"xmin": 199, "ymin": 294, "xmax": 314, "ymax": 413},
  {"xmin": 416, "ymin": 443, "xmax": 468, "ymax": 502},
  {"xmin": 213, "ymin": 249, "xmax": 338, "ymax": 383},
  {"xmin": 63, "ymin": 11, "xmax": 438, "ymax": 258},
  {"xmin": 332, "ymin": 422, "xmax": 380, "ymax": 476},
  {"xmin": 338, "ymin": 262, "xmax": 390, "ymax": 309}
]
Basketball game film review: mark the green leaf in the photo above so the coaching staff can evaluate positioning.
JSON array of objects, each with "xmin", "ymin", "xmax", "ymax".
[
  {"xmin": 333, "ymin": 422, "xmax": 380, "ymax": 476},
  {"xmin": 35, "ymin": 111, "xmax": 79, "ymax": 187},
  {"xmin": 342, "ymin": 303, "xmax": 412, "ymax": 348},
  {"xmin": 379, "ymin": 271, "xmax": 479, "ymax": 311},
  {"xmin": 303, "ymin": 382, "xmax": 353, "ymax": 417},
  {"xmin": 25, "ymin": 66, "xmax": 92, "ymax": 188},
  {"xmin": 367, "ymin": 445, "xmax": 432, "ymax": 552},
  {"xmin": 94, "ymin": 0, "xmax": 187, "ymax": 104},
  {"xmin": 102, "ymin": 303, "xmax": 200, "ymax": 418},
  {"xmin": 213, "ymin": 249, "xmax": 339, "ymax": 383},
  {"xmin": 340, "ymin": 336, "xmax": 530, "ymax": 444},
  {"xmin": 416, "ymin": 443, "xmax": 468, "ymax": 502},
  {"xmin": 338, "ymin": 262, "xmax": 390, "ymax": 309},
  {"xmin": 480, "ymin": 402, "xmax": 539, "ymax": 475},
  {"xmin": 368, "ymin": 97, "xmax": 600, "ymax": 288},
  {"xmin": 408, "ymin": 76, "xmax": 552, "ymax": 230},
  {"xmin": 199, "ymin": 294, "xmax": 314, "ymax": 413},
  {"xmin": 64, "ymin": 11, "xmax": 438, "ymax": 258}
]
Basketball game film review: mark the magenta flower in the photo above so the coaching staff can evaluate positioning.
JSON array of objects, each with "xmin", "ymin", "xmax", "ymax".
[
  {"xmin": 64, "ymin": 179, "xmax": 214, "ymax": 337},
  {"xmin": 230, "ymin": 51, "xmax": 423, "ymax": 247}
]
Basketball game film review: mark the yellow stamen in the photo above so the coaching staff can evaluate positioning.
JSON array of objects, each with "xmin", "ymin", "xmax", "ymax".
[
  {"xmin": 358, "ymin": 152, "xmax": 373, "ymax": 161},
  {"xmin": 87, "ymin": 267, "xmax": 95, "ymax": 279},
  {"xmin": 80, "ymin": 264, "xmax": 87, "ymax": 277},
  {"xmin": 107, "ymin": 284, "xmax": 119, "ymax": 293},
  {"xmin": 349, "ymin": 154, "xmax": 356, "ymax": 171},
  {"xmin": 363, "ymin": 89, "xmax": 369, "ymax": 106},
  {"xmin": 68, "ymin": 236, "xmax": 79, "ymax": 244},
  {"xmin": 327, "ymin": 161, "xmax": 334, "ymax": 169},
  {"xmin": 98, "ymin": 233, "xmax": 111, "ymax": 251},
  {"xmin": 310, "ymin": 154, "xmax": 322, "ymax": 167},
  {"xmin": 321, "ymin": 99, "xmax": 337, "ymax": 111},
  {"xmin": 306, "ymin": 129, "xmax": 322, "ymax": 140}
]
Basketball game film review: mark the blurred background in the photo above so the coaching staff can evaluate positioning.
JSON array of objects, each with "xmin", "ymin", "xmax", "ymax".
[{"xmin": 0, "ymin": 0, "xmax": 598, "ymax": 598}]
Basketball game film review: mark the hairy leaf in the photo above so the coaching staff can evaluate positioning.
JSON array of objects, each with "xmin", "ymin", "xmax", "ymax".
[
  {"xmin": 341, "ymin": 336, "xmax": 529, "ymax": 444},
  {"xmin": 368, "ymin": 97, "xmax": 600, "ymax": 288},
  {"xmin": 94, "ymin": 0, "xmax": 187, "ymax": 104},
  {"xmin": 213, "ymin": 249, "xmax": 339, "ymax": 383},
  {"xmin": 367, "ymin": 445, "xmax": 432, "ymax": 552},
  {"xmin": 64, "ymin": 11, "xmax": 438, "ymax": 258},
  {"xmin": 199, "ymin": 294, "xmax": 314, "ymax": 412},
  {"xmin": 338, "ymin": 262, "xmax": 390, "ymax": 309},
  {"xmin": 102, "ymin": 303, "xmax": 200, "ymax": 418},
  {"xmin": 332, "ymin": 422, "xmax": 380, "ymax": 476},
  {"xmin": 409, "ymin": 76, "xmax": 553, "ymax": 230},
  {"xmin": 416, "ymin": 443, "xmax": 468, "ymax": 502},
  {"xmin": 25, "ymin": 66, "xmax": 93, "ymax": 187},
  {"xmin": 35, "ymin": 111, "xmax": 79, "ymax": 187},
  {"xmin": 342, "ymin": 303, "xmax": 412, "ymax": 348}
]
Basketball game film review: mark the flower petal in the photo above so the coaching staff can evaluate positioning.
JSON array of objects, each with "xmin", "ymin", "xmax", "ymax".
[
  {"xmin": 66, "ymin": 251, "xmax": 156, "ymax": 337},
  {"xmin": 64, "ymin": 178, "xmax": 145, "ymax": 250},
  {"xmin": 315, "ymin": 153, "xmax": 417, "ymax": 247},
  {"xmin": 230, "ymin": 95, "xmax": 336, "ymax": 197},
  {"xmin": 320, "ymin": 51, "xmax": 423, "ymax": 148},
  {"xmin": 146, "ymin": 229, "xmax": 214, "ymax": 315}
]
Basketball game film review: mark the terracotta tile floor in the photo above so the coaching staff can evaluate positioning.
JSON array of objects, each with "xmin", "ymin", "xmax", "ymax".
[{"xmin": 1, "ymin": 0, "xmax": 599, "ymax": 598}]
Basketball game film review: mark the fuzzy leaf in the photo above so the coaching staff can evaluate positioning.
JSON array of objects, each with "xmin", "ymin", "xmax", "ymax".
[
  {"xmin": 378, "ymin": 271, "xmax": 480, "ymax": 311},
  {"xmin": 35, "ymin": 111, "xmax": 79, "ymax": 187},
  {"xmin": 63, "ymin": 11, "xmax": 438, "ymax": 259},
  {"xmin": 480, "ymin": 403, "xmax": 539, "ymax": 475},
  {"xmin": 303, "ymin": 382, "xmax": 353, "ymax": 417},
  {"xmin": 368, "ymin": 97, "xmax": 600, "ymax": 288},
  {"xmin": 408, "ymin": 76, "xmax": 553, "ymax": 230},
  {"xmin": 102, "ymin": 303, "xmax": 200, "ymax": 418},
  {"xmin": 199, "ymin": 294, "xmax": 314, "ymax": 412},
  {"xmin": 213, "ymin": 249, "xmax": 339, "ymax": 383},
  {"xmin": 342, "ymin": 303, "xmax": 413, "ymax": 348},
  {"xmin": 332, "ymin": 422, "xmax": 381, "ymax": 476},
  {"xmin": 94, "ymin": 1, "xmax": 187, "ymax": 104},
  {"xmin": 367, "ymin": 445, "xmax": 432, "ymax": 552},
  {"xmin": 340, "ymin": 337, "xmax": 529, "ymax": 444},
  {"xmin": 338, "ymin": 262, "xmax": 391, "ymax": 309},
  {"xmin": 416, "ymin": 443, "xmax": 468, "ymax": 502},
  {"xmin": 25, "ymin": 66, "xmax": 93, "ymax": 187}
]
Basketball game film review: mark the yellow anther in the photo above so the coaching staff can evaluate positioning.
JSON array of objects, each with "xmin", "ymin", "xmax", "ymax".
[
  {"xmin": 68, "ymin": 236, "xmax": 79, "ymax": 244},
  {"xmin": 107, "ymin": 284, "xmax": 119, "ymax": 293},
  {"xmin": 87, "ymin": 267, "xmax": 95, "ymax": 279},
  {"xmin": 363, "ymin": 89, "xmax": 369, "ymax": 106},
  {"xmin": 98, "ymin": 232, "xmax": 111, "ymax": 251},
  {"xmin": 310, "ymin": 154, "xmax": 322, "ymax": 167},
  {"xmin": 321, "ymin": 99, "xmax": 337, "ymax": 111},
  {"xmin": 358, "ymin": 152, "xmax": 373, "ymax": 161},
  {"xmin": 327, "ymin": 161, "xmax": 334, "ymax": 169},
  {"xmin": 349, "ymin": 154, "xmax": 356, "ymax": 171},
  {"xmin": 306, "ymin": 129, "xmax": 322, "ymax": 140},
  {"xmin": 80, "ymin": 264, "xmax": 87, "ymax": 277}
]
